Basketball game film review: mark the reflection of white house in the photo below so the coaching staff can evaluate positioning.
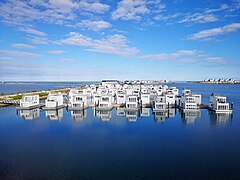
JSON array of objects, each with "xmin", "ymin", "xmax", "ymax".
[
  {"xmin": 19, "ymin": 108, "xmax": 40, "ymax": 120},
  {"xmin": 209, "ymin": 111, "xmax": 230, "ymax": 125},
  {"xmin": 117, "ymin": 108, "xmax": 125, "ymax": 116},
  {"xmin": 20, "ymin": 94, "xmax": 39, "ymax": 109},
  {"xmin": 71, "ymin": 110, "xmax": 87, "ymax": 121},
  {"xmin": 182, "ymin": 110, "xmax": 201, "ymax": 124},
  {"xmin": 95, "ymin": 110, "xmax": 112, "ymax": 121},
  {"xmin": 154, "ymin": 111, "xmax": 167, "ymax": 123},
  {"xmin": 97, "ymin": 95, "xmax": 113, "ymax": 110},
  {"xmin": 45, "ymin": 93, "xmax": 64, "ymax": 109},
  {"xmin": 126, "ymin": 95, "xmax": 138, "ymax": 109},
  {"xmin": 46, "ymin": 109, "xmax": 63, "ymax": 120},
  {"xmin": 125, "ymin": 110, "xmax": 138, "ymax": 122},
  {"xmin": 141, "ymin": 108, "xmax": 150, "ymax": 117},
  {"xmin": 69, "ymin": 95, "xmax": 88, "ymax": 110},
  {"xmin": 209, "ymin": 94, "xmax": 232, "ymax": 113}
]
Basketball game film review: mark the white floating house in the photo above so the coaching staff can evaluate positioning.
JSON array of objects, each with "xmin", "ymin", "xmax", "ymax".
[
  {"xmin": 96, "ymin": 94, "xmax": 113, "ymax": 110},
  {"xmin": 180, "ymin": 95, "xmax": 199, "ymax": 111},
  {"xmin": 20, "ymin": 94, "xmax": 39, "ymax": 109},
  {"xmin": 153, "ymin": 96, "xmax": 166, "ymax": 111},
  {"xmin": 140, "ymin": 93, "xmax": 150, "ymax": 106},
  {"xmin": 165, "ymin": 94, "xmax": 176, "ymax": 107},
  {"xmin": 69, "ymin": 94, "xmax": 88, "ymax": 110},
  {"xmin": 116, "ymin": 92, "xmax": 126, "ymax": 105},
  {"xmin": 125, "ymin": 95, "xmax": 139, "ymax": 109},
  {"xmin": 19, "ymin": 108, "xmax": 40, "ymax": 120},
  {"xmin": 209, "ymin": 94, "xmax": 232, "ymax": 113},
  {"xmin": 92, "ymin": 93, "xmax": 102, "ymax": 104},
  {"xmin": 45, "ymin": 93, "xmax": 64, "ymax": 109}
]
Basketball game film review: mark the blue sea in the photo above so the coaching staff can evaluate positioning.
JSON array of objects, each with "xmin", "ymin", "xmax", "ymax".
[{"xmin": 0, "ymin": 83, "xmax": 240, "ymax": 180}]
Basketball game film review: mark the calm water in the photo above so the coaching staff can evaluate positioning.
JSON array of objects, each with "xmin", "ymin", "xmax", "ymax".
[
  {"xmin": 0, "ymin": 83, "xmax": 240, "ymax": 180},
  {"xmin": 0, "ymin": 82, "xmax": 96, "ymax": 94}
]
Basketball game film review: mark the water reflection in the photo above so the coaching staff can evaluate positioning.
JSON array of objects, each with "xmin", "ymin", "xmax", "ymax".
[
  {"xmin": 71, "ymin": 110, "xmax": 87, "ymax": 121},
  {"xmin": 45, "ymin": 109, "xmax": 63, "ymax": 121},
  {"xmin": 18, "ymin": 108, "xmax": 40, "ymax": 120},
  {"xmin": 94, "ymin": 109, "xmax": 112, "ymax": 121},
  {"xmin": 153, "ymin": 109, "xmax": 175, "ymax": 123},
  {"xmin": 180, "ymin": 110, "xmax": 201, "ymax": 124},
  {"xmin": 15, "ymin": 107, "xmax": 234, "ymax": 126},
  {"xmin": 209, "ymin": 111, "xmax": 232, "ymax": 126}
]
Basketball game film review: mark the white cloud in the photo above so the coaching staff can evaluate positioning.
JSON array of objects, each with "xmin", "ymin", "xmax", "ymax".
[
  {"xmin": 178, "ymin": 13, "xmax": 218, "ymax": 24},
  {"xmin": 60, "ymin": 58, "xmax": 75, "ymax": 62},
  {"xmin": 77, "ymin": 20, "xmax": 112, "ymax": 31},
  {"xmin": 138, "ymin": 50, "xmax": 226, "ymax": 64},
  {"xmin": 27, "ymin": 36, "xmax": 49, "ymax": 44},
  {"xmin": 12, "ymin": 43, "xmax": 36, "ymax": 49},
  {"xmin": 57, "ymin": 32, "xmax": 139, "ymax": 56},
  {"xmin": 0, "ymin": 0, "xmax": 110, "ymax": 27},
  {"xmin": 187, "ymin": 23, "xmax": 240, "ymax": 41},
  {"xmin": 204, "ymin": 4, "xmax": 229, "ymax": 13},
  {"xmin": 48, "ymin": 50, "xmax": 66, "ymax": 54},
  {"xmin": 0, "ymin": 57, "xmax": 13, "ymax": 60},
  {"xmin": 0, "ymin": 50, "xmax": 40, "ymax": 59},
  {"xmin": 111, "ymin": 0, "xmax": 165, "ymax": 21},
  {"xmin": 19, "ymin": 27, "xmax": 48, "ymax": 36}
]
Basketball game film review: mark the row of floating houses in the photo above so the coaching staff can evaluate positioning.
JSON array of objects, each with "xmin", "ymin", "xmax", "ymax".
[
  {"xmin": 17, "ymin": 107, "xmax": 232, "ymax": 126},
  {"xmin": 17, "ymin": 80, "xmax": 233, "ymax": 114}
]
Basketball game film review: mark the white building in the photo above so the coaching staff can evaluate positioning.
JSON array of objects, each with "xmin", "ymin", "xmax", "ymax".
[
  {"xmin": 153, "ymin": 96, "xmax": 166, "ymax": 111},
  {"xmin": 97, "ymin": 95, "xmax": 113, "ymax": 110},
  {"xmin": 20, "ymin": 94, "xmax": 39, "ymax": 109},
  {"xmin": 116, "ymin": 92, "xmax": 126, "ymax": 105},
  {"xmin": 209, "ymin": 94, "xmax": 232, "ymax": 113},
  {"xmin": 165, "ymin": 94, "xmax": 176, "ymax": 106},
  {"xmin": 69, "ymin": 94, "xmax": 88, "ymax": 109},
  {"xmin": 180, "ymin": 95, "xmax": 198, "ymax": 111},
  {"xmin": 125, "ymin": 95, "xmax": 139, "ymax": 109},
  {"xmin": 45, "ymin": 93, "xmax": 64, "ymax": 109},
  {"xmin": 140, "ymin": 93, "xmax": 150, "ymax": 105}
]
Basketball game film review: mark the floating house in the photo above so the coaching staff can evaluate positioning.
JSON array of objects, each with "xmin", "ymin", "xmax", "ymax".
[
  {"xmin": 180, "ymin": 95, "xmax": 199, "ymax": 111},
  {"xmin": 209, "ymin": 94, "xmax": 232, "ymax": 113},
  {"xmin": 116, "ymin": 92, "xmax": 126, "ymax": 105},
  {"xmin": 125, "ymin": 95, "xmax": 139, "ymax": 109},
  {"xmin": 69, "ymin": 94, "xmax": 88, "ymax": 110},
  {"xmin": 96, "ymin": 94, "xmax": 113, "ymax": 110},
  {"xmin": 44, "ymin": 93, "xmax": 64, "ymax": 109},
  {"xmin": 140, "ymin": 93, "xmax": 151, "ymax": 106},
  {"xmin": 19, "ymin": 94, "xmax": 40, "ymax": 109},
  {"xmin": 152, "ymin": 96, "xmax": 166, "ymax": 111}
]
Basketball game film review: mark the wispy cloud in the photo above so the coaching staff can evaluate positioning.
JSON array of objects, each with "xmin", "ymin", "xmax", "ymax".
[
  {"xmin": 0, "ymin": 0, "xmax": 110, "ymax": 27},
  {"xmin": 57, "ymin": 32, "xmax": 139, "ymax": 56},
  {"xmin": 48, "ymin": 50, "xmax": 66, "ymax": 55},
  {"xmin": 178, "ymin": 13, "xmax": 218, "ymax": 24},
  {"xmin": 60, "ymin": 58, "xmax": 75, "ymax": 62},
  {"xmin": 12, "ymin": 43, "xmax": 36, "ymax": 49},
  {"xmin": 187, "ymin": 23, "xmax": 240, "ymax": 41},
  {"xmin": 27, "ymin": 36, "xmax": 49, "ymax": 45},
  {"xmin": 111, "ymin": 0, "xmax": 165, "ymax": 21},
  {"xmin": 0, "ymin": 50, "xmax": 40, "ymax": 59},
  {"xmin": 138, "ymin": 49, "xmax": 226, "ymax": 64},
  {"xmin": 76, "ymin": 20, "xmax": 112, "ymax": 31},
  {"xmin": 0, "ymin": 57, "xmax": 13, "ymax": 60},
  {"xmin": 19, "ymin": 27, "xmax": 47, "ymax": 36}
]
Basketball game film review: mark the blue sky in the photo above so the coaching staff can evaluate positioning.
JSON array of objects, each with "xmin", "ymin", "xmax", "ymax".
[{"xmin": 0, "ymin": 0, "xmax": 239, "ymax": 81}]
